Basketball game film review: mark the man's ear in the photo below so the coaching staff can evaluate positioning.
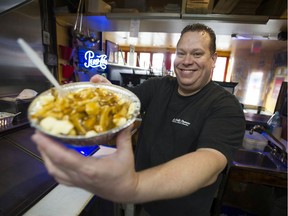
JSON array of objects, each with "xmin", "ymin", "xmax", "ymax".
[{"xmin": 211, "ymin": 52, "xmax": 218, "ymax": 68}]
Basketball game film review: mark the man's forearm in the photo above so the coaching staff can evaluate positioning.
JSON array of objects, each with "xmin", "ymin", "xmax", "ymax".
[{"xmin": 130, "ymin": 148, "xmax": 227, "ymax": 203}]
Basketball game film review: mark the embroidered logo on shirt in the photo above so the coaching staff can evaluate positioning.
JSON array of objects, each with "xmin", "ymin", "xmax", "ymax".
[{"xmin": 172, "ymin": 118, "xmax": 190, "ymax": 126}]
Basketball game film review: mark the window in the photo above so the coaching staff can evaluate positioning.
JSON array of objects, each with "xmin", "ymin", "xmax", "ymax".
[
  {"xmin": 139, "ymin": 52, "xmax": 151, "ymax": 69},
  {"xmin": 105, "ymin": 40, "xmax": 119, "ymax": 64},
  {"xmin": 243, "ymin": 71, "xmax": 264, "ymax": 106},
  {"xmin": 170, "ymin": 53, "xmax": 176, "ymax": 72},
  {"xmin": 118, "ymin": 51, "xmax": 126, "ymax": 65},
  {"xmin": 127, "ymin": 52, "xmax": 137, "ymax": 67},
  {"xmin": 152, "ymin": 53, "xmax": 164, "ymax": 74},
  {"xmin": 212, "ymin": 57, "xmax": 228, "ymax": 81}
]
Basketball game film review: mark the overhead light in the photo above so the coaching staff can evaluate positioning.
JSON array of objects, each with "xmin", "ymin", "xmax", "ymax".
[
  {"xmin": 106, "ymin": 12, "xmax": 269, "ymax": 24},
  {"xmin": 106, "ymin": 12, "xmax": 181, "ymax": 20},
  {"xmin": 181, "ymin": 14, "xmax": 269, "ymax": 24},
  {"xmin": 231, "ymin": 33, "xmax": 277, "ymax": 40}
]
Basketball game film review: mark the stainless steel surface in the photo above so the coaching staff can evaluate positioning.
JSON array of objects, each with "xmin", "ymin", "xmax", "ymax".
[
  {"xmin": 250, "ymin": 125, "xmax": 286, "ymax": 152},
  {"xmin": 233, "ymin": 149, "xmax": 287, "ymax": 172},
  {"xmin": 233, "ymin": 149, "xmax": 277, "ymax": 170},
  {"xmin": 0, "ymin": 112, "xmax": 21, "ymax": 127},
  {"xmin": 0, "ymin": 126, "xmax": 57, "ymax": 216},
  {"xmin": 28, "ymin": 82, "xmax": 141, "ymax": 146},
  {"xmin": 250, "ymin": 125, "xmax": 287, "ymax": 167},
  {"xmin": 0, "ymin": 112, "xmax": 15, "ymax": 127},
  {"xmin": 17, "ymin": 38, "xmax": 64, "ymax": 95},
  {"xmin": 0, "ymin": 0, "xmax": 29, "ymax": 14},
  {"xmin": 0, "ymin": 0, "xmax": 50, "ymax": 98}
]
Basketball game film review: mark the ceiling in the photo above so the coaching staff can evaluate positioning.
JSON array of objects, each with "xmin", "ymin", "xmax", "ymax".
[
  {"xmin": 0, "ymin": 0, "xmax": 28, "ymax": 14},
  {"xmin": 55, "ymin": 0, "xmax": 287, "ymax": 51},
  {"xmin": 101, "ymin": 19, "xmax": 286, "ymax": 51}
]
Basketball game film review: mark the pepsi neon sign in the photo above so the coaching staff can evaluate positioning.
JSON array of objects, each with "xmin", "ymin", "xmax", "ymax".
[{"xmin": 78, "ymin": 48, "xmax": 107, "ymax": 70}]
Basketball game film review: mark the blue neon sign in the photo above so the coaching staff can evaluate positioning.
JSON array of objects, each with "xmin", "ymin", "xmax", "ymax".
[
  {"xmin": 84, "ymin": 51, "xmax": 107, "ymax": 70},
  {"xmin": 78, "ymin": 48, "xmax": 107, "ymax": 71}
]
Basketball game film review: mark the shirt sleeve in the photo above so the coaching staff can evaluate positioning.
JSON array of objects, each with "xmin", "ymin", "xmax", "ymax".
[{"xmin": 197, "ymin": 93, "xmax": 246, "ymax": 164}]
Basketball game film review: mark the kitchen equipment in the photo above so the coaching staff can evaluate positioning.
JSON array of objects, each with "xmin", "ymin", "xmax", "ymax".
[
  {"xmin": 0, "ymin": 96, "xmax": 34, "ymax": 122},
  {"xmin": 0, "ymin": 112, "xmax": 21, "ymax": 127},
  {"xmin": 243, "ymin": 130, "xmax": 268, "ymax": 151},
  {"xmin": 0, "ymin": 88, "xmax": 37, "ymax": 122},
  {"xmin": 28, "ymin": 82, "xmax": 141, "ymax": 146}
]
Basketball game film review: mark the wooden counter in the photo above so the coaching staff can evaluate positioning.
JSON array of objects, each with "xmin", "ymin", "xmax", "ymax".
[{"xmin": 244, "ymin": 112, "xmax": 271, "ymax": 129}]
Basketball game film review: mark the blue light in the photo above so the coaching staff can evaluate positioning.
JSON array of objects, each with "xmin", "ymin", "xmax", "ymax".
[
  {"xmin": 88, "ymin": 16, "xmax": 112, "ymax": 31},
  {"xmin": 65, "ymin": 144, "xmax": 100, "ymax": 156}
]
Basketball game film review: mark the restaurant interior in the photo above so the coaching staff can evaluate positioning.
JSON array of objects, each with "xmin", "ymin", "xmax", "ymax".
[{"xmin": 0, "ymin": 0, "xmax": 287, "ymax": 215}]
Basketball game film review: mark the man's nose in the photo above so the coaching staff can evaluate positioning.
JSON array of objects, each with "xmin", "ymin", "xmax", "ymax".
[{"xmin": 182, "ymin": 54, "xmax": 194, "ymax": 64}]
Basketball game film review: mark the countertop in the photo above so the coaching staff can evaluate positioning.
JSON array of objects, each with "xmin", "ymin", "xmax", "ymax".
[
  {"xmin": 0, "ymin": 121, "xmax": 117, "ymax": 216},
  {"xmin": 244, "ymin": 112, "xmax": 271, "ymax": 128},
  {"xmin": 23, "ymin": 145, "xmax": 116, "ymax": 216},
  {"xmin": 0, "ymin": 125, "xmax": 57, "ymax": 216}
]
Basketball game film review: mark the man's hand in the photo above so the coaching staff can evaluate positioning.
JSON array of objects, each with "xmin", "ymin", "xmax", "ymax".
[{"xmin": 32, "ymin": 125, "xmax": 139, "ymax": 203}]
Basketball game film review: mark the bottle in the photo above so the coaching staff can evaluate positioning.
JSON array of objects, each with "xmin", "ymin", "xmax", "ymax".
[{"xmin": 267, "ymin": 111, "xmax": 282, "ymax": 140}]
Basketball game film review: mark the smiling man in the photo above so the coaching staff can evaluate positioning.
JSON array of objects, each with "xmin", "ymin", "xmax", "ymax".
[
  {"xmin": 174, "ymin": 25, "xmax": 217, "ymax": 96},
  {"xmin": 32, "ymin": 23, "xmax": 246, "ymax": 216}
]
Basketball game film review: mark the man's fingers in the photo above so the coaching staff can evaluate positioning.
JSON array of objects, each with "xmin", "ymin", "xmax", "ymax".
[
  {"xmin": 115, "ymin": 124, "xmax": 134, "ymax": 155},
  {"xmin": 32, "ymin": 132, "xmax": 91, "ymax": 185},
  {"xmin": 39, "ymin": 150, "xmax": 71, "ymax": 181},
  {"xmin": 90, "ymin": 74, "xmax": 111, "ymax": 84},
  {"xmin": 32, "ymin": 131, "xmax": 84, "ymax": 170}
]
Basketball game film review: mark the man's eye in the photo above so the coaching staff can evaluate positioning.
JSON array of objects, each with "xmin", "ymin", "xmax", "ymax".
[
  {"xmin": 176, "ymin": 52, "xmax": 185, "ymax": 57},
  {"xmin": 193, "ymin": 52, "xmax": 203, "ymax": 58}
]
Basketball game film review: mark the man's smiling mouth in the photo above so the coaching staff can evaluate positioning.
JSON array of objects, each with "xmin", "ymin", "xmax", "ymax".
[{"xmin": 179, "ymin": 69, "xmax": 198, "ymax": 74}]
